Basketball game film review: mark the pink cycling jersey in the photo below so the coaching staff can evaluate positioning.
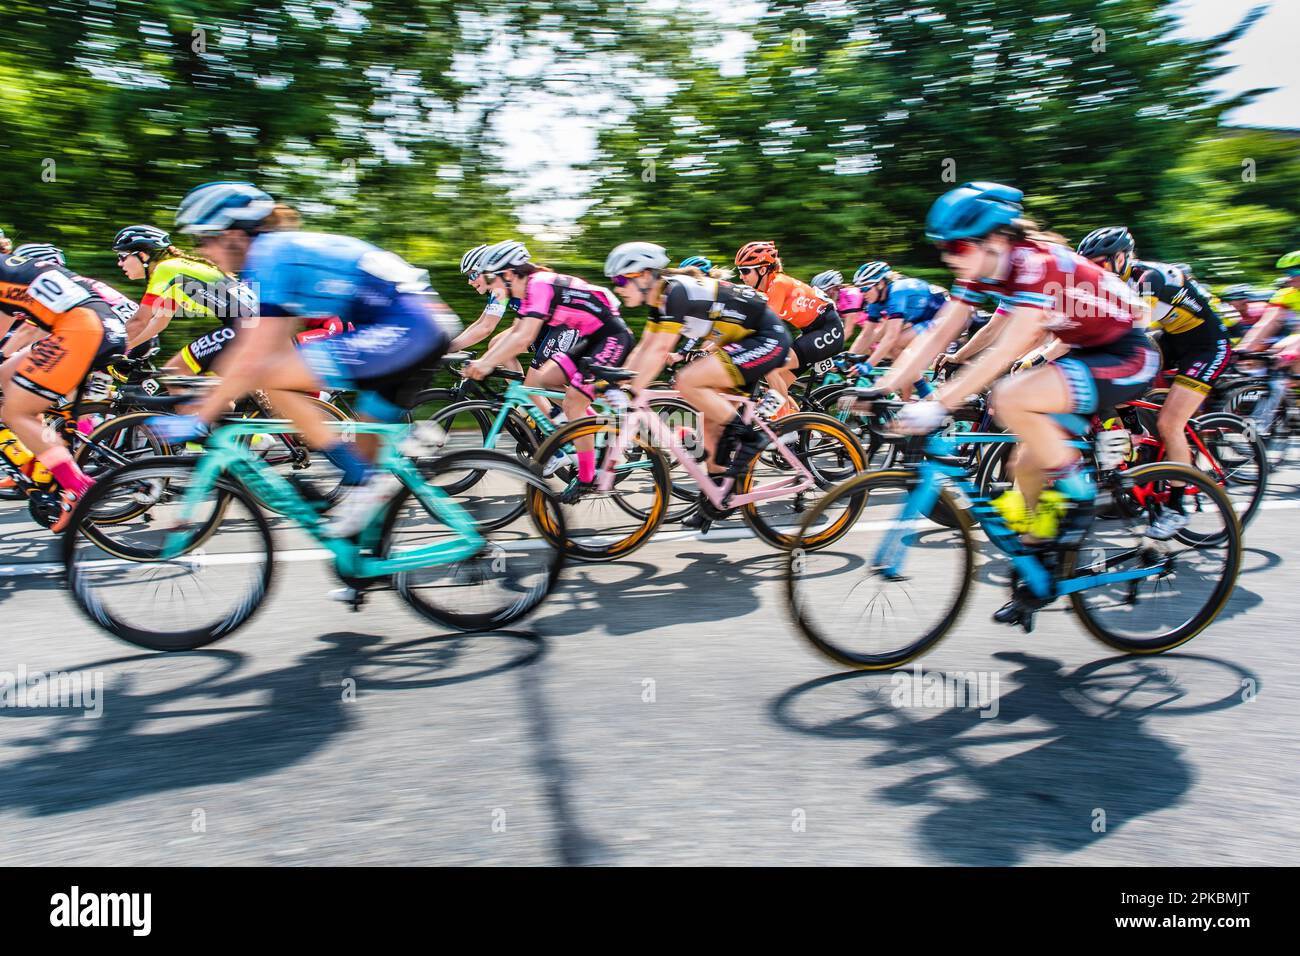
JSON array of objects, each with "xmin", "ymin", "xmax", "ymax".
[
  {"xmin": 518, "ymin": 271, "xmax": 623, "ymax": 337},
  {"xmin": 836, "ymin": 287, "xmax": 867, "ymax": 327}
]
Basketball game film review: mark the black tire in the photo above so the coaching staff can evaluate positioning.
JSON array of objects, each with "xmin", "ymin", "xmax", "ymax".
[
  {"xmin": 425, "ymin": 399, "xmax": 537, "ymax": 496},
  {"xmin": 1186, "ymin": 411, "xmax": 1268, "ymax": 530},
  {"xmin": 1220, "ymin": 380, "xmax": 1290, "ymax": 468},
  {"xmin": 785, "ymin": 470, "xmax": 975, "ymax": 669},
  {"xmin": 737, "ymin": 412, "xmax": 869, "ymax": 550},
  {"xmin": 1066, "ymin": 462, "xmax": 1242, "ymax": 653},
  {"xmin": 63, "ymin": 457, "xmax": 273, "ymax": 650},
  {"xmin": 526, "ymin": 416, "xmax": 671, "ymax": 561},
  {"xmin": 381, "ymin": 450, "xmax": 566, "ymax": 630}
]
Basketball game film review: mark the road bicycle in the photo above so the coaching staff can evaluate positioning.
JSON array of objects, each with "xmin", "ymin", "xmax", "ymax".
[
  {"xmin": 63, "ymin": 418, "xmax": 566, "ymax": 650},
  {"xmin": 525, "ymin": 368, "xmax": 869, "ymax": 561},
  {"xmin": 785, "ymin": 409, "xmax": 1242, "ymax": 669}
]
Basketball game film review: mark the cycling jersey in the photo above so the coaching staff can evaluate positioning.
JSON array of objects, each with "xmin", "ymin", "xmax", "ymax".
[
  {"xmin": 143, "ymin": 256, "xmax": 252, "ymax": 325},
  {"xmin": 647, "ymin": 275, "xmax": 790, "ymax": 386},
  {"xmin": 835, "ymin": 287, "xmax": 867, "ymax": 326},
  {"xmin": 763, "ymin": 272, "xmax": 832, "ymax": 330},
  {"xmin": 483, "ymin": 292, "xmax": 521, "ymax": 320},
  {"xmin": 0, "ymin": 253, "xmax": 126, "ymax": 401},
  {"xmin": 517, "ymin": 271, "xmax": 625, "ymax": 337},
  {"xmin": 952, "ymin": 239, "xmax": 1142, "ymax": 348},
  {"xmin": 243, "ymin": 231, "xmax": 459, "ymax": 418},
  {"xmin": 866, "ymin": 277, "xmax": 947, "ymax": 326},
  {"xmin": 647, "ymin": 274, "xmax": 783, "ymax": 344},
  {"xmin": 1268, "ymin": 285, "xmax": 1300, "ymax": 316},
  {"xmin": 1130, "ymin": 261, "xmax": 1226, "ymax": 346}
]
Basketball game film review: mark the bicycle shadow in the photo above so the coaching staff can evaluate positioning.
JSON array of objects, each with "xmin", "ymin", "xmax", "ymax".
[
  {"xmin": 0, "ymin": 629, "xmax": 542, "ymax": 817},
  {"xmin": 770, "ymin": 651, "xmax": 1257, "ymax": 865},
  {"xmin": 533, "ymin": 550, "xmax": 787, "ymax": 637}
]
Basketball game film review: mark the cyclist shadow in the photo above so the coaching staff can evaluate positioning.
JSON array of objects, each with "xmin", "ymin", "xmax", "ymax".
[
  {"xmin": 0, "ymin": 569, "xmax": 62, "ymax": 609},
  {"xmin": 0, "ymin": 629, "xmax": 542, "ymax": 817},
  {"xmin": 535, "ymin": 550, "xmax": 786, "ymax": 637},
  {"xmin": 770, "ymin": 650, "xmax": 1257, "ymax": 865}
]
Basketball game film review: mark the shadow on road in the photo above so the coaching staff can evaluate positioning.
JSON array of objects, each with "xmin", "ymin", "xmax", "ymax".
[
  {"xmin": 770, "ymin": 651, "xmax": 1258, "ymax": 865},
  {"xmin": 0, "ymin": 629, "xmax": 542, "ymax": 818}
]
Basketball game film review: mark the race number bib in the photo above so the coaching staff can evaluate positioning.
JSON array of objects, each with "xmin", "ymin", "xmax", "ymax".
[{"xmin": 27, "ymin": 270, "xmax": 92, "ymax": 312}]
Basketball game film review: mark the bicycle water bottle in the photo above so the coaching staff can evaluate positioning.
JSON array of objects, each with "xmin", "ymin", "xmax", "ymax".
[
  {"xmin": 0, "ymin": 428, "xmax": 53, "ymax": 488},
  {"xmin": 1094, "ymin": 429, "xmax": 1132, "ymax": 471}
]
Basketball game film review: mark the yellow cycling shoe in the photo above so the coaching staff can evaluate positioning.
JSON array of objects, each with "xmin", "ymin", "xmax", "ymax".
[
  {"xmin": 991, "ymin": 489, "xmax": 1032, "ymax": 534},
  {"xmin": 1027, "ymin": 490, "xmax": 1068, "ymax": 541}
]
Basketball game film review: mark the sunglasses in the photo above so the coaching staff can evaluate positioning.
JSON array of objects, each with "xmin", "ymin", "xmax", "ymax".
[
  {"xmin": 738, "ymin": 266, "xmax": 764, "ymax": 275},
  {"xmin": 467, "ymin": 270, "xmax": 482, "ymax": 281},
  {"xmin": 936, "ymin": 239, "xmax": 980, "ymax": 256},
  {"xmin": 612, "ymin": 274, "xmax": 638, "ymax": 287},
  {"xmin": 116, "ymin": 252, "xmax": 134, "ymax": 263}
]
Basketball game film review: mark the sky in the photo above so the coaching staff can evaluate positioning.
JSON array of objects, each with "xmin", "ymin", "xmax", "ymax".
[{"xmin": 1175, "ymin": 0, "xmax": 1299, "ymax": 129}]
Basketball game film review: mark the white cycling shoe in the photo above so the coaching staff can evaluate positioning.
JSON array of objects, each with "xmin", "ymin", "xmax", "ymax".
[
  {"xmin": 1144, "ymin": 508, "xmax": 1190, "ymax": 541},
  {"xmin": 323, "ymin": 474, "xmax": 399, "ymax": 539}
]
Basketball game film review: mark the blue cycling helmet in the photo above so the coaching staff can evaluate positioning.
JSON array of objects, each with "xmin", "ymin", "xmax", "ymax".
[
  {"xmin": 176, "ymin": 181, "xmax": 276, "ymax": 235},
  {"xmin": 925, "ymin": 182, "xmax": 1024, "ymax": 243},
  {"xmin": 679, "ymin": 255, "xmax": 713, "ymax": 272},
  {"xmin": 853, "ymin": 261, "xmax": 890, "ymax": 287}
]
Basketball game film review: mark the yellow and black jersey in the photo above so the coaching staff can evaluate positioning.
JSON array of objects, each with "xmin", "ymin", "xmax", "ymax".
[
  {"xmin": 646, "ymin": 274, "xmax": 783, "ymax": 346},
  {"xmin": 1130, "ymin": 260, "xmax": 1226, "ymax": 345}
]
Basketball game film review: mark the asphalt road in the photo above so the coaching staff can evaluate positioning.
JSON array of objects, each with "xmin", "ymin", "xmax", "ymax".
[{"xmin": 1, "ymin": 460, "xmax": 1298, "ymax": 866}]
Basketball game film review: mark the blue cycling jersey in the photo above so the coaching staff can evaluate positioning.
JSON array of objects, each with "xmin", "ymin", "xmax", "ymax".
[
  {"xmin": 242, "ymin": 230, "xmax": 432, "ymax": 323},
  {"xmin": 866, "ymin": 277, "xmax": 947, "ymax": 325}
]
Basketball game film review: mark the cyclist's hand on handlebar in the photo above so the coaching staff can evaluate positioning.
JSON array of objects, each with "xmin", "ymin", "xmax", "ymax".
[
  {"xmin": 893, "ymin": 399, "xmax": 951, "ymax": 435},
  {"xmin": 837, "ymin": 385, "xmax": 886, "ymax": 413},
  {"xmin": 463, "ymin": 358, "xmax": 492, "ymax": 381}
]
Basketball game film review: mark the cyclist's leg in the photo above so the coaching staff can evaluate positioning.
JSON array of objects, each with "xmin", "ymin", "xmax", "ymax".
[
  {"xmin": 1158, "ymin": 336, "xmax": 1231, "ymax": 514},
  {"xmin": 167, "ymin": 325, "xmax": 238, "ymax": 375},
  {"xmin": 551, "ymin": 327, "xmax": 633, "ymax": 484},
  {"xmin": 990, "ymin": 365, "xmax": 1077, "ymax": 512}
]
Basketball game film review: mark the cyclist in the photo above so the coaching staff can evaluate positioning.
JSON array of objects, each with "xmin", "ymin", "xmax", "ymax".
[
  {"xmin": 1238, "ymin": 251, "xmax": 1300, "ymax": 364},
  {"xmin": 873, "ymin": 183, "xmax": 1157, "ymax": 544},
  {"xmin": 1078, "ymin": 226, "xmax": 1230, "ymax": 537},
  {"xmin": 609, "ymin": 241, "xmax": 792, "ymax": 476},
  {"xmin": 812, "ymin": 269, "xmax": 867, "ymax": 334},
  {"xmin": 112, "ymin": 223, "xmax": 252, "ymax": 372},
  {"xmin": 149, "ymin": 181, "xmax": 460, "ymax": 536},
  {"xmin": 851, "ymin": 261, "xmax": 948, "ymax": 370},
  {"xmin": 464, "ymin": 239, "xmax": 632, "ymax": 501},
  {"xmin": 448, "ymin": 243, "xmax": 527, "ymax": 373},
  {"xmin": 0, "ymin": 242, "xmax": 129, "ymax": 529},
  {"xmin": 1218, "ymin": 284, "xmax": 1268, "ymax": 332},
  {"xmin": 734, "ymin": 241, "xmax": 842, "ymax": 413}
]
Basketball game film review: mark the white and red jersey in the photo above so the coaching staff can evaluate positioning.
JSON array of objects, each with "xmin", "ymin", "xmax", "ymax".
[{"xmin": 951, "ymin": 239, "xmax": 1142, "ymax": 348}]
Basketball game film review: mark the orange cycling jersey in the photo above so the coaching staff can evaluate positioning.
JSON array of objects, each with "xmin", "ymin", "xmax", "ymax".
[{"xmin": 763, "ymin": 272, "xmax": 831, "ymax": 330}]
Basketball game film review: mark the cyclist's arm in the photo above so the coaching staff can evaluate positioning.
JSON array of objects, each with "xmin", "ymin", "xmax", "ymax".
[
  {"xmin": 186, "ymin": 314, "xmax": 293, "ymax": 423},
  {"xmin": 126, "ymin": 300, "xmax": 169, "ymax": 350},
  {"xmin": 848, "ymin": 320, "xmax": 881, "ymax": 357},
  {"xmin": 628, "ymin": 328, "xmax": 680, "ymax": 391},
  {"xmin": 471, "ymin": 314, "xmax": 543, "ymax": 371},
  {"xmin": 870, "ymin": 316, "xmax": 904, "ymax": 362},
  {"xmin": 1240, "ymin": 305, "xmax": 1287, "ymax": 350},
  {"xmin": 877, "ymin": 299, "xmax": 974, "ymax": 392},
  {"xmin": 933, "ymin": 306, "xmax": 1043, "ymax": 409},
  {"xmin": 951, "ymin": 307, "xmax": 1010, "ymax": 364},
  {"xmin": 449, "ymin": 307, "xmax": 507, "ymax": 353}
]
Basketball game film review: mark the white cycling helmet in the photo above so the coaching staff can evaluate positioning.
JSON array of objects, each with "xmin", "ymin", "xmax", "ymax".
[
  {"xmin": 176, "ymin": 181, "xmax": 275, "ymax": 235},
  {"xmin": 479, "ymin": 239, "xmax": 531, "ymax": 274},
  {"xmin": 604, "ymin": 241, "xmax": 669, "ymax": 277},
  {"xmin": 14, "ymin": 242, "xmax": 65, "ymax": 265},
  {"xmin": 811, "ymin": 270, "xmax": 843, "ymax": 291},
  {"xmin": 460, "ymin": 244, "xmax": 488, "ymax": 274}
]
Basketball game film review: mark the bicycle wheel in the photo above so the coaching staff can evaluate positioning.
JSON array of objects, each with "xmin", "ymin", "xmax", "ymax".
[
  {"xmin": 1186, "ymin": 411, "xmax": 1268, "ymax": 529},
  {"xmin": 739, "ymin": 412, "xmax": 868, "ymax": 550},
  {"xmin": 71, "ymin": 412, "xmax": 180, "ymax": 528},
  {"xmin": 425, "ymin": 399, "xmax": 538, "ymax": 496},
  {"xmin": 785, "ymin": 470, "xmax": 974, "ymax": 669},
  {"xmin": 1067, "ymin": 462, "xmax": 1242, "ymax": 653},
  {"xmin": 1221, "ymin": 380, "xmax": 1290, "ymax": 468},
  {"xmin": 63, "ymin": 457, "xmax": 273, "ymax": 650},
  {"xmin": 526, "ymin": 416, "xmax": 670, "ymax": 561},
  {"xmin": 381, "ymin": 451, "xmax": 566, "ymax": 630}
]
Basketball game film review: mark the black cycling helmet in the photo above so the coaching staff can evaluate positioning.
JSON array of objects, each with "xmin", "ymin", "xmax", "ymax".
[
  {"xmin": 113, "ymin": 224, "xmax": 172, "ymax": 254},
  {"xmin": 1077, "ymin": 226, "xmax": 1134, "ymax": 260}
]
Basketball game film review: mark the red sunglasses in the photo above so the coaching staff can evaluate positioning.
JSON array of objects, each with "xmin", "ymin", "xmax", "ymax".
[{"xmin": 937, "ymin": 239, "xmax": 980, "ymax": 256}]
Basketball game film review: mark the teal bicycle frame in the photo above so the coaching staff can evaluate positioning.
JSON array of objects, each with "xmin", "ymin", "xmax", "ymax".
[
  {"xmin": 880, "ymin": 421, "xmax": 1170, "ymax": 602},
  {"xmin": 161, "ymin": 419, "xmax": 484, "ymax": 577}
]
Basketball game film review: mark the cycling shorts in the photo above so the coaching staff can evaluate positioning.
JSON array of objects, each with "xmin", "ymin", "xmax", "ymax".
[
  {"xmin": 791, "ymin": 308, "xmax": 844, "ymax": 368},
  {"xmin": 716, "ymin": 325, "xmax": 792, "ymax": 388},
  {"xmin": 549, "ymin": 327, "xmax": 635, "ymax": 398},
  {"xmin": 180, "ymin": 325, "xmax": 240, "ymax": 373},
  {"xmin": 1054, "ymin": 328, "xmax": 1161, "ymax": 415},
  {"xmin": 299, "ymin": 292, "xmax": 450, "ymax": 419},
  {"xmin": 1159, "ymin": 332, "xmax": 1232, "ymax": 396},
  {"xmin": 11, "ymin": 305, "xmax": 126, "ymax": 403},
  {"xmin": 531, "ymin": 324, "xmax": 579, "ymax": 371}
]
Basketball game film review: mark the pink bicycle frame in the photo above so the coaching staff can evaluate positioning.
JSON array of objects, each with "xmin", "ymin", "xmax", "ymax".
[{"xmin": 595, "ymin": 390, "xmax": 818, "ymax": 510}]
